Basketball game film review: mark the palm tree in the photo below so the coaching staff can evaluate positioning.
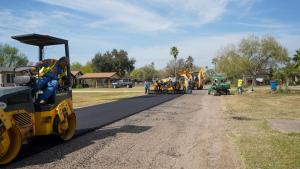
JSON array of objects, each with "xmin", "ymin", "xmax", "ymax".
[
  {"xmin": 293, "ymin": 49, "xmax": 300, "ymax": 67},
  {"xmin": 170, "ymin": 46, "xmax": 179, "ymax": 77}
]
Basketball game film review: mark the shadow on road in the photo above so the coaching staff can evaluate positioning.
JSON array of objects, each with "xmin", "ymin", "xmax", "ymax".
[{"xmin": 6, "ymin": 125, "xmax": 151, "ymax": 169}]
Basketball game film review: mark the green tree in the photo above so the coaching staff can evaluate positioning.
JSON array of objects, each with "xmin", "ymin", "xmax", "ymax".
[
  {"xmin": 185, "ymin": 56, "xmax": 194, "ymax": 72},
  {"xmin": 91, "ymin": 49, "xmax": 135, "ymax": 77},
  {"xmin": 239, "ymin": 35, "xmax": 288, "ymax": 90},
  {"xmin": 275, "ymin": 49, "xmax": 300, "ymax": 85},
  {"xmin": 81, "ymin": 62, "xmax": 93, "ymax": 74},
  {"xmin": 130, "ymin": 63, "xmax": 159, "ymax": 81},
  {"xmin": 213, "ymin": 35, "xmax": 288, "ymax": 90},
  {"xmin": 141, "ymin": 64, "xmax": 159, "ymax": 81},
  {"xmin": 170, "ymin": 46, "xmax": 179, "ymax": 77},
  {"xmin": 129, "ymin": 69, "xmax": 143, "ymax": 80},
  {"xmin": 293, "ymin": 49, "xmax": 300, "ymax": 68},
  {"xmin": 214, "ymin": 45, "xmax": 245, "ymax": 80},
  {"xmin": 0, "ymin": 44, "xmax": 28, "ymax": 67},
  {"xmin": 163, "ymin": 58, "xmax": 185, "ymax": 77},
  {"xmin": 71, "ymin": 62, "xmax": 82, "ymax": 71},
  {"xmin": 205, "ymin": 68, "xmax": 217, "ymax": 83}
]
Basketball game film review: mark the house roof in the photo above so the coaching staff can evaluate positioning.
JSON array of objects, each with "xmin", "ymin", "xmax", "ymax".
[
  {"xmin": 0, "ymin": 67, "xmax": 14, "ymax": 72},
  {"xmin": 80, "ymin": 72, "xmax": 119, "ymax": 79},
  {"xmin": 71, "ymin": 71, "xmax": 82, "ymax": 76}
]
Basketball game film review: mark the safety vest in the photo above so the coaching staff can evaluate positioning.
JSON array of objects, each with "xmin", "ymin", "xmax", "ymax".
[
  {"xmin": 38, "ymin": 59, "xmax": 66, "ymax": 82},
  {"xmin": 237, "ymin": 79, "xmax": 243, "ymax": 87}
]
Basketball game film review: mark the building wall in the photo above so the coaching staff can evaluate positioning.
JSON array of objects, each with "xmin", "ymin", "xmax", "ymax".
[
  {"xmin": 0, "ymin": 73, "xmax": 15, "ymax": 87},
  {"xmin": 72, "ymin": 73, "xmax": 84, "ymax": 88},
  {"xmin": 82, "ymin": 78, "xmax": 113, "ymax": 88}
]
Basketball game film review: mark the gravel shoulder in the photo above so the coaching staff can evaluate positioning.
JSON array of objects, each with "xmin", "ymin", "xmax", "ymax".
[{"xmin": 7, "ymin": 90, "xmax": 240, "ymax": 169}]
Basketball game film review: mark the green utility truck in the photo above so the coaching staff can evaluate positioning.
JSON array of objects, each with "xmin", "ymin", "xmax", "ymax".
[{"xmin": 208, "ymin": 75, "xmax": 230, "ymax": 96}]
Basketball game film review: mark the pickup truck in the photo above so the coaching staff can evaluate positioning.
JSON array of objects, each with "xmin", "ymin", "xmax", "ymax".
[{"xmin": 112, "ymin": 79, "xmax": 134, "ymax": 88}]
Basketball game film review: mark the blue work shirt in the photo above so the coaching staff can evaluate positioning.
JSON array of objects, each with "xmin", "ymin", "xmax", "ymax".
[{"xmin": 45, "ymin": 63, "xmax": 64, "ymax": 80}]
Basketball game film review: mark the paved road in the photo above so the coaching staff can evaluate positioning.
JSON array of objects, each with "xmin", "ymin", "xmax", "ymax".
[
  {"xmin": 75, "ymin": 94, "xmax": 181, "ymax": 134},
  {"xmin": 5, "ymin": 94, "xmax": 181, "ymax": 168},
  {"xmin": 6, "ymin": 90, "xmax": 240, "ymax": 169}
]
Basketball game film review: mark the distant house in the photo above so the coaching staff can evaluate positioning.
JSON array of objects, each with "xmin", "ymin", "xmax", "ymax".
[
  {"xmin": 0, "ymin": 67, "xmax": 15, "ymax": 87},
  {"xmin": 71, "ymin": 71, "xmax": 83, "ymax": 87},
  {"xmin": 79, "ymin": 72, "xmax": 120, "ymax": 88},
  {"xmin": 243, "ymin": 69, "xmax": 272, "ymax": 85}
]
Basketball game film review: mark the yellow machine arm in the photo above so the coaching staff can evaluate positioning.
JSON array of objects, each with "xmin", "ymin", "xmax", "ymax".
[{"xmin": 178, "ymin": 70, "xmax": 192, "ymax": 80}]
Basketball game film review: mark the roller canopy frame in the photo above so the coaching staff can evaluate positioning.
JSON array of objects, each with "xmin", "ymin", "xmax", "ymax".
[{"xmin": 11, "ymin": 33, "xmax": 71, "ymax": 89}]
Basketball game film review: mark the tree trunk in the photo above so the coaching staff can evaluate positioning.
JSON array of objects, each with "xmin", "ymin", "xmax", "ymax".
[
  {"xmin": 251, "ymin": 74, "xmax": 256, "ymax": 91},
  {"xmin": 174, "ymin": 58, "xmax": 177, "ymax": 78},
  {"xmin": 8, "ymin": 53, "xmax": 13, "ymax": 68},
  {"xmin": 285, "ymin": 78, "xmax": 289, "ymax": 90}
]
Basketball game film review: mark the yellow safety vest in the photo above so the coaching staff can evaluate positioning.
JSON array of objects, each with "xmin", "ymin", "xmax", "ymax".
[
  {"xmin": 38, "ymin": 59, "xmax": 66, "ymax": 82},
  {"xmin": 237, "ymin": 79, "xmax": 243, "ymax": 87}
]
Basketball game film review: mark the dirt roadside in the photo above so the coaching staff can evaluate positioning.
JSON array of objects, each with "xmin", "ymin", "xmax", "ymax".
[{"xmin": 7, "ymin": 90, "xmax": 241, "ymax": 169}]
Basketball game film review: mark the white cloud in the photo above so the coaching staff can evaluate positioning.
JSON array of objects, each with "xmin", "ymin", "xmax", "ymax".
[
  {"xmin": 3, "ymin": 0, "xmax": 299, "ymax": 70},
  {"xmin": 0, "ymin": 10, "xmax": 43, "ymax": 34},
  {"xmin": 37, "ymin": 0, "xmax": 174, "ymax": 32},
  {"xmin": 36, "ymin": 0, "xmax": 254, "ymax": 32},
  {"xmin": 0, "ymin": 9, "xmax": 82, "ymax": 38}
]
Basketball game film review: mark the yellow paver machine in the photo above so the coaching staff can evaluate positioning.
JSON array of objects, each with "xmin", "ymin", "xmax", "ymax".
[
  {"xmin": 0, "ymin": 34, "xmax": 76, "ymax": 165},
  {"xmin": 148, "ymin": 70, "xmax": 190, "ymax": 94},
  {"xmin": 148, "ymin": 68, "xmax": 206, "ymax": 94}
]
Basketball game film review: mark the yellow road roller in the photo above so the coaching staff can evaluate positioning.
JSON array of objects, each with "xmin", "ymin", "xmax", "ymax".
[{"xmin": 0, "ymin": 34, "xmax": 76, "ymax": 165}]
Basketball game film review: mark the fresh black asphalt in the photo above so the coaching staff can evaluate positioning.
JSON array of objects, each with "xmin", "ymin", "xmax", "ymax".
[
  {"xmin": 75, "ymin": 94, "xmax": 181, "ymax": 135},
  {"xmin": 10, "ymin": 94, "xmax": 181, "ymax": 165}
]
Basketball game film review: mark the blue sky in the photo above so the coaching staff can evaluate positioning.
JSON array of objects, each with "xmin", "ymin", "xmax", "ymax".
[{"xmin": 0, "ymin": 0, "xmax": 299, "ymax": 69}]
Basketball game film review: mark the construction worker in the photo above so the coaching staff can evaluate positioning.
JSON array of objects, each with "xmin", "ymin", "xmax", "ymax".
[
  {"xmin": 188, "ymin": 78, "xmax": 193, "ymax": 94},
  {"xmin": 237, "ymin": 79, "xmax": 244, "ymax": 95},
  {"xmin": 32, "ymin": 57, "xmax": 69, "ymax": 104},
  {"xmin": 144, "ymin": 80, "xmax": 150, "ymax": 94}
]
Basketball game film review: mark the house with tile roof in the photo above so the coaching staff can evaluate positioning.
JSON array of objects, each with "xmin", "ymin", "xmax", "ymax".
[{"xmin": 79, "ymin": 72, "xmax": 120, "ymax": 88}]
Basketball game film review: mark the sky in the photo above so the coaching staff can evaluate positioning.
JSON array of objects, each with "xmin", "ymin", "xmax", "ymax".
[{"xmin": 0, "ymin": 0, "xmax": 300, "ymax": 69}]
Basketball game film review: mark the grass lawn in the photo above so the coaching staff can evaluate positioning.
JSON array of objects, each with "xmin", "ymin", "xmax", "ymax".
[
  {"xmin": 72, "ymin": 86, "xmax": 144, "ymax": 108},
  {"xmin": 223, "ymin": 89, "xmax": 300, "ymax": 169}
]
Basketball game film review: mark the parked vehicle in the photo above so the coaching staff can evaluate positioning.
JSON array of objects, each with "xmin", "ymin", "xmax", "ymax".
[
  {"xmin": 112, "ymin": 79, "xmax": 134, "ymax": 88},
  {"xmin": 208, "ymin": 75, "xmax": 230, "ymax": 96}
]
